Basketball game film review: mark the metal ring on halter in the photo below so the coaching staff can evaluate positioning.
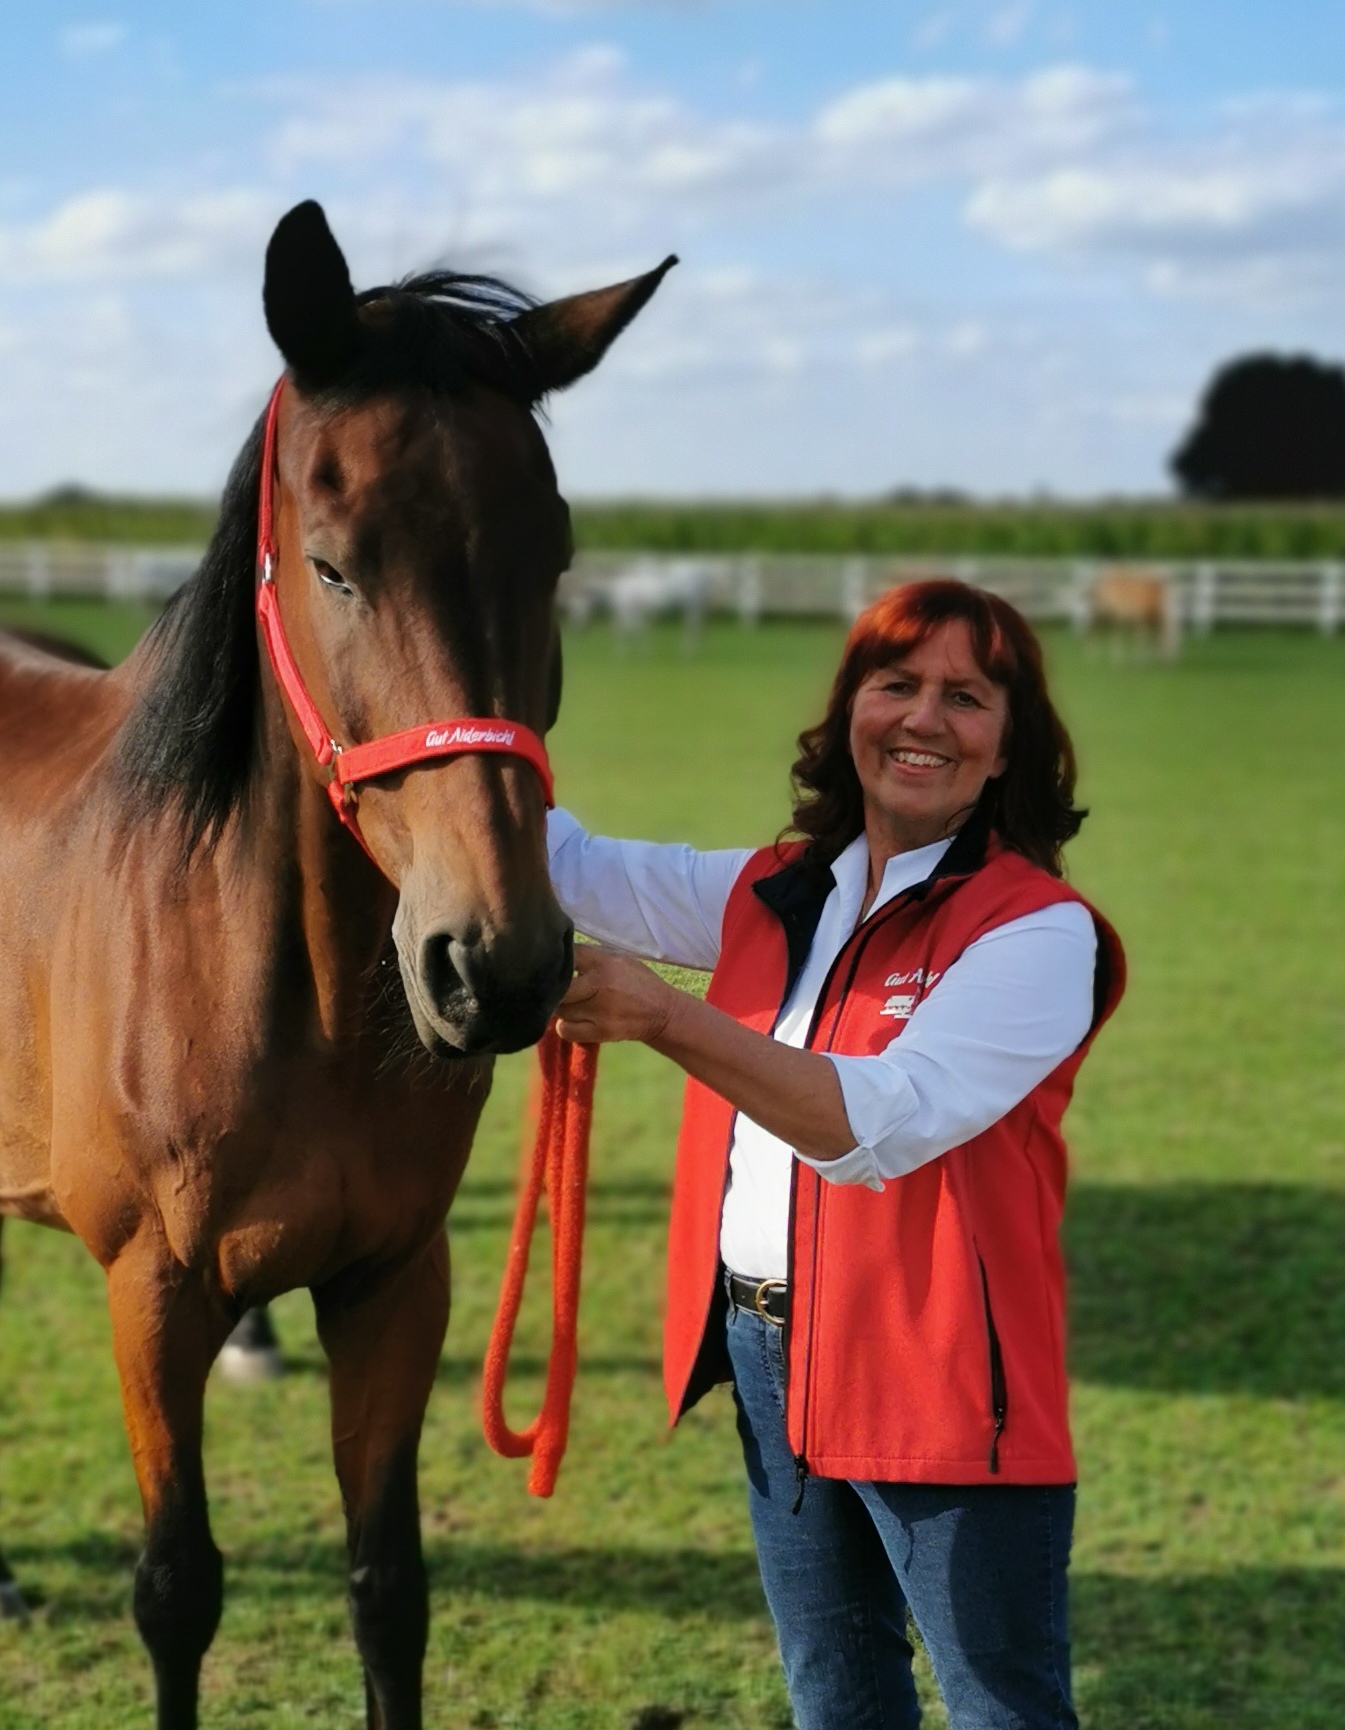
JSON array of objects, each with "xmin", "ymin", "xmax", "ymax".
[
  {"xmin": 327, "ymin": 743, "xmax": 360, "ymax": 811},
  {"xmin": 262, "ymin": 552, "xmax": 275, "ymax": 586}
]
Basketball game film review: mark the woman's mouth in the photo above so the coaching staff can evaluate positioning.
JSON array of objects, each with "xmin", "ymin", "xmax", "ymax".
[{"xmin": 889, "ymin": 748, "xmax": 951, "ymax": 772}]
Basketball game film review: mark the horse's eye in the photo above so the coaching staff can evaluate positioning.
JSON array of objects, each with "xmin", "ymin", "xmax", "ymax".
[{"xmin": 310, "ymin": 558, "xmax": 353, "ymax": 596}]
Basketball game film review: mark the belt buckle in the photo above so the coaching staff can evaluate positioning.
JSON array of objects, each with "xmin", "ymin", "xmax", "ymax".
[{"xmin": 753, "ymin": 1279, "xmax": 786, "ymax": 1327}]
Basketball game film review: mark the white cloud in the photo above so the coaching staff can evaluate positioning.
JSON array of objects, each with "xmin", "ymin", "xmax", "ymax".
[
  {"xmin": 58, "ymin": 22, "xmax": 126, "ymax": 59},
  {"xmin": 813, "ymin": 64, "xmax": 1136, "ymax": 180},
  {"xmin": 4, "ymin": 55, "xmax": 1343, "ymax": 313},
  {"xmin": 965, "ymin": 97, "xmax": 1345, "ymax": 299},
  {"xmin": 0, "ymin": 190, "xmax": 271, "ymax": 283},
  {"xmin": 266, "ymin": 48, "xmax": 786, "ymax": 247},
  {"xmin": 3, "ymin": 48, "xmax": 1345, "ymax": 495},
  {"xmin": 985, "ymin": 1, "xmax": 1034, "ymax": 47}
]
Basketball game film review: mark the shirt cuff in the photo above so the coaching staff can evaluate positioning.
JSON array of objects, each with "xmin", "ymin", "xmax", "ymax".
[
  {"xmin": 795, "ymin": 1143, "xmax": 885, "ymax": 1191},
  {"xmin": 822, "ymin": 1051, "xmax": 923, "ymax": 1179}
]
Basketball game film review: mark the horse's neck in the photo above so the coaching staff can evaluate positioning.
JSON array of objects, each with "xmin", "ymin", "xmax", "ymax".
[{"xmin": 252, "ymin": 698, "xmax": 399, "ymax": 1045}]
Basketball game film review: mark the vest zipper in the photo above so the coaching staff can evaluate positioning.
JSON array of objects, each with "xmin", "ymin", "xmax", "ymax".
[
  {"xmin": 788, "ymin": 911, "xmax": 895, "ymax": 1512},
  {"xmin": 791, "ymin": 1453, "xmax": 809, "ymax": 1516},
  {"xmin": 976, "ymin": 1253, "xmax": 1008, "ymax": 1474}
]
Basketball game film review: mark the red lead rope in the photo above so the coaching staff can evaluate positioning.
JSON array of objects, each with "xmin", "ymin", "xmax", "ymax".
[
  {"xmin": 482, "ymin": 1029, "xmax": 599, "ymax": 1496},
  {"xmin": 257, "ymin": 377, "xmax": 588, "ymax": 1491}
]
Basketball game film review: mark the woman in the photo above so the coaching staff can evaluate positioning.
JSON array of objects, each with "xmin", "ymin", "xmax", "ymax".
[{"xmin": 549, "ymin": 580, "xmax": 1123, "ymax": 1730}]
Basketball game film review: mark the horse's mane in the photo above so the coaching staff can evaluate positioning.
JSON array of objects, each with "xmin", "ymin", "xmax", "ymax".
[{"xmin": 117, "ymin": 273, "xmax": 541, "ymax": 856}]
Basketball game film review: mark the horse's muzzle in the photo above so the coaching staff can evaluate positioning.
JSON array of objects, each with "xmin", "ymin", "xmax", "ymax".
[{"xmin": 400, "ymin": 917, "xmax": 574, "ymax": 1057}]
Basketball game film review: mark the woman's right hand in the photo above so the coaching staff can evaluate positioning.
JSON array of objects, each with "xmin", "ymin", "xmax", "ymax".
[{"xmin": 555, "ymin": 943, "xmax": 680, "ymax": 1046}]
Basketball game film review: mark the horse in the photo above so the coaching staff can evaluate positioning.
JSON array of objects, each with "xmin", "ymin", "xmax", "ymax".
[
  {"xmin": 1083, "ymin": 566, "xmax": 1182, "ymax": 661},
  {"xmin": 0, "ymin": 199, "xmax": 673, "ymax": 1728}
]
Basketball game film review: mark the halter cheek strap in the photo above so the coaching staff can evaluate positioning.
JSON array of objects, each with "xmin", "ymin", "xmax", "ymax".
[{"xmin": 255, "ymin": 380, "xmax": 555, "ymax": 846}]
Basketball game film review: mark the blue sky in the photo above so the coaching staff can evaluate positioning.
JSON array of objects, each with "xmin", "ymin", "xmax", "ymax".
[{"xmin": 2, "ymin": 1, "xmax": 1343, "ymax": 497}]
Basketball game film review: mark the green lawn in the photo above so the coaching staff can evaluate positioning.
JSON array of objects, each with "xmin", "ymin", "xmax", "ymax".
[{"xmin": 1, "ymin": 609, "xmax": 1342, "ymax": 1728}]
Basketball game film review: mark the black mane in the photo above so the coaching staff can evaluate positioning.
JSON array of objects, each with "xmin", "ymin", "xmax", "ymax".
[{"xmin": 117, "ymin": 273, "xmax": 543, "ymax": 857}]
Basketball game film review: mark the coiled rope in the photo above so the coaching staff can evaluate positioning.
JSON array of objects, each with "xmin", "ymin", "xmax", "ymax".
[{"xmin": 481, "ymin": 1027, "xmax": 599, "ymax": 1497}]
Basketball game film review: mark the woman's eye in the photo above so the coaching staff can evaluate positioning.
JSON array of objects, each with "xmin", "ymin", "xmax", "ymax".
[{"xmin": 311, "ymin": 558, "xmax": 352, "ymax": 595}]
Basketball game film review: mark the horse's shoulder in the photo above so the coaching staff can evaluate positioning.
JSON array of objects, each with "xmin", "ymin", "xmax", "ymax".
[
  {"xmin": 0, "ymin": 636, "xmax": 139, "ymax": 831},
  {"xmin": 0, "ymin": 631, "xmax": 125, "ymax": 728}
]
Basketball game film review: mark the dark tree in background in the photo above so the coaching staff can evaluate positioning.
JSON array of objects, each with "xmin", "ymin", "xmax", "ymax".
[{"xmin": 1171, "ymin": 353, "xmax": 1345, "ymax": 500}]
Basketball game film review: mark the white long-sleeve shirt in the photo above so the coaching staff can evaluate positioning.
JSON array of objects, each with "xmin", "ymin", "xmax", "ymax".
[{"xmin": 546, "ymin": 808, "xmax": 1097, "ymax": 1280}]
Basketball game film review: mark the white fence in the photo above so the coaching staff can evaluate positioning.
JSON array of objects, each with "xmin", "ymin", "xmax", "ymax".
[
  {"xmin": 0, "ymin": 542, "xmax": 201, "ymax": 602},
  {"xmin": 1, "ymin": 541, "xmax": 1342, "ymax": 634},
  {"xmin": 563, "ymin": 553, "xmax": 1345, "ymax": 636}
]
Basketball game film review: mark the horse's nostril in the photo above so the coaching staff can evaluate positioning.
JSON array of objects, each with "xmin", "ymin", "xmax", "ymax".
[{"xmin": 420, "ymin": 932, "xmax": 465, "ymax": 1008}]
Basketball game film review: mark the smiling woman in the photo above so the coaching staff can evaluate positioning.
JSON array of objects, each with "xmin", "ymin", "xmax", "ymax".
[{"xmin": 547, "ymin": 579, "xmax": 1125, "ymax": 1730}]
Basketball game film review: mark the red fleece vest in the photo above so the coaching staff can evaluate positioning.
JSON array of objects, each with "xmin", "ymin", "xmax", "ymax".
[{"xmin": 663, "ymin": 838, "xmax": 1125, "ymax": 1486}]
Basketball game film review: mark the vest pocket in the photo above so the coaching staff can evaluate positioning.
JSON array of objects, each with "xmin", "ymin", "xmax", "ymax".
[{"xmin": 976, "ymin": 1253, "xmax": 1008, "ymax": 1474}]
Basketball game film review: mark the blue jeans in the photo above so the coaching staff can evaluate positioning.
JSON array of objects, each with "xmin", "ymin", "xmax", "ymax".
[{"xmin": 725, "ymin": 1303, "xmax": 1078, "ymax": 1730}]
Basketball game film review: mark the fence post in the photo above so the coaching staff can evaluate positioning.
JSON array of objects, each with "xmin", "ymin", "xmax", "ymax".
[
  {"xmin": 1068, "ymin": 562, "xmax": 1092, "ymax": 635},
  {"xmin": 841, "ymin": 559, "xmax": 865, "ymax": 622},
  {"xmin": 24, "ymin": 543, "xmax": 50, "ymax": 599},
  {"xmin": 736, "ymin": 559, "xmax": 761, "ymax": 627},
  {"xmin": 1192, "ymin": 563, "xmax": 1217, "ymax": 636},
  {"xmin": 1318, "ymin": 564, "xmax": 1342, "ymax": 636}
]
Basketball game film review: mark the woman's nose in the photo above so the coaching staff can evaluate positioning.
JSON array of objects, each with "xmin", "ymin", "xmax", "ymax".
[{"xmin": 901, "ymin": 689, "xmax": 943, "ymax": 733}]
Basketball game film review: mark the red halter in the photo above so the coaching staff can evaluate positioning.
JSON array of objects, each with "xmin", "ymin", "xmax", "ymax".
[{"xmin": 255, "ymin": 380, "xmax": 555, "ymax": 846}]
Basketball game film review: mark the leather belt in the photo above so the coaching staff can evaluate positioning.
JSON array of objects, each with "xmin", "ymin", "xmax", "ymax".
[{"xmin": 726, "ymin": 1272, "xmax": 788, "ymax": 1327}]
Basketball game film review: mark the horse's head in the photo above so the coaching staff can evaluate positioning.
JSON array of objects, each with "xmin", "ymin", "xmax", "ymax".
[{"xmin": 260, "ymin": 202, "xmax": 673, "ymax": 1057}]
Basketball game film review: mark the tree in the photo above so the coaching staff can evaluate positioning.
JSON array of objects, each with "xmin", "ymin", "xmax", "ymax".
[{"xmin": 1170, "ymin": 353, "xmax": 1345, "ymax": 500}]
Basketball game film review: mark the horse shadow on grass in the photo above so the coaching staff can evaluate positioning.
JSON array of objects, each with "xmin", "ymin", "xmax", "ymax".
[
  {"xmin": 448, "ymin": 1174, "xmax": 670, "ymax": 1236},
  {"xmin": 16, "ymin": 1536, "xmax": 1343, "ymax": 1726},
  {"xmin": 5, "ymin": 1531, "xmax": 766, "ymax": 1626},
  {"xmin": 1065, "ymin": 1183, "xmax": 1345, "ymax": 1399}
]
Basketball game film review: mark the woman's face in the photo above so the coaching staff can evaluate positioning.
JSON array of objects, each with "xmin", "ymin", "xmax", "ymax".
[{"xmin": 848, "ymin": 619, "xmax": 1010, "ymax": 855}]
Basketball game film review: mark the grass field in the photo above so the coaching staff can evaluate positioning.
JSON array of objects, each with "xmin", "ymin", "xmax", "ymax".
[{"xmin": 0, "ymin": 604, "xmax": 1343, "ymax": 1728}]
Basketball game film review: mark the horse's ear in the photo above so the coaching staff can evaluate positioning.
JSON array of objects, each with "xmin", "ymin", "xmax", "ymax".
[
  {"xmin": 514, "ymin": 256, "xmax": 678, "ymax": 396},
  {"xmin": 263, "ymin": 201, "xmax": 363, "ymax": 389}
]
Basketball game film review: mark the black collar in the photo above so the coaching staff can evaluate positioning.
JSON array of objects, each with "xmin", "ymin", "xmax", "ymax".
[{"xmin": 752, "ymin": 797, "xmax": 995, "ymax": 1004}]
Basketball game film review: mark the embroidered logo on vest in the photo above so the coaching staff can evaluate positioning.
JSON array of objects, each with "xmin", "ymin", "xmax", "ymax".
[{"xmin": 879, "ymin": 966, "xmax": 941, "ymax": 1018}]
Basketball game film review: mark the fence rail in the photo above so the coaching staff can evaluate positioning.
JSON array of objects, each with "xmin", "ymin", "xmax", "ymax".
[{"xmin": 1, "ymin": 542, "xmax": 1342, "ymax": 635}]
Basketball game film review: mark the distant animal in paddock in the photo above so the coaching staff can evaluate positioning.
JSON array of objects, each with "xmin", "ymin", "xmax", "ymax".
[
  {"xmin": 0, "ymin": 199, "xmax": 673, "ymax": 1728},
  {"xmin": 606, "ymin": 558, "xmax": 708, "ymax": 642},
  {"xmin": 1083, "ymin": 568, "xmax": 1182, "ymax": 661}
]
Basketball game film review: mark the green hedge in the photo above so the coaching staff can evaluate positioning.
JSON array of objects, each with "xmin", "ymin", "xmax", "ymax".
[
  {"xmin": 5, "ymin": 493, "xmax": 1345, "ymax": 559},
  {"xmin": 571, "ymin": 500, "xmax": 1345, "ymax": 560}
]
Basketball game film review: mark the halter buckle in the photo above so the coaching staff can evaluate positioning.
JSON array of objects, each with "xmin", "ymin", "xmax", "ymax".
[{"xmin": 261, "ymin": 551, "xmax": 275, "ymax": 586}]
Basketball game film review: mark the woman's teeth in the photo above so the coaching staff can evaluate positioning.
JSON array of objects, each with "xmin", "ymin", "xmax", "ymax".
[{"xmin": 892, "ymin": 749, "xmax": 947, "ymax": 768}]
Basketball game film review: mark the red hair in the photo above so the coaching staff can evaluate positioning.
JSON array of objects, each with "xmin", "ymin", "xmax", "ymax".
[{"xmin": 789, "ymin": 580, "xmax": 1084, "ymax": 876}]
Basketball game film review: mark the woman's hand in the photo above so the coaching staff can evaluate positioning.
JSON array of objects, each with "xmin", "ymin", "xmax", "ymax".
[
  {"xmin": 555, "ymin": 943, "xmax": 681, "ymax": 1046},
  {"xmin": 554, "ymin": 942, "xmax": 857, "ymax": 1161}
]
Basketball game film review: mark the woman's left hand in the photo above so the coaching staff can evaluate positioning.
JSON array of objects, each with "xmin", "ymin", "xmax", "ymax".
[{"xmin": 555, "ymin": 943, "xmax": 679, "ymax": 1046}]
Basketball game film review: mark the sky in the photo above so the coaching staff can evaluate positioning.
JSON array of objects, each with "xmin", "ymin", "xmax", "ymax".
[{"xmin": 1, "ymin": 1, "xmax": 1344, "ymax": 499}]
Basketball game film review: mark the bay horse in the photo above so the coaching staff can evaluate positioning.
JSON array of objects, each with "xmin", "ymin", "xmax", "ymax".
[{"xmin": 0, "ymin": 199, "xmax": 673, "ymax": 1727}]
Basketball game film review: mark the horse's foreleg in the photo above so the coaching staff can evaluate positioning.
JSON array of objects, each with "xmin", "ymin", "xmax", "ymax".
[
  {"xmin": 106, "ymin": 1241, "xmax": 231, "ymax": 1730},
  {"xmin": 0, "ymin": 1217, "xmax": 29, "ymax": 1622},
  {"xmin": 313, "ymin": 1235, "xmax": 449, "ymax": 1730}
]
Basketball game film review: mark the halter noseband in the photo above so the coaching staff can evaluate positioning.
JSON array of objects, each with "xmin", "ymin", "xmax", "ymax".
[{"xmin": 255, "ymin": 380, "xmax": 554, "ymax": 848}]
